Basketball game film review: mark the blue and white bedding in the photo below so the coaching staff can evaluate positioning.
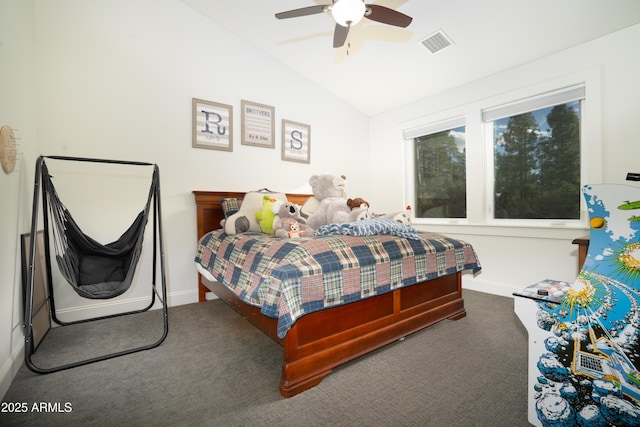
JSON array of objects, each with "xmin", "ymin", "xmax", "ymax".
[{"xmin": 315, "ymin": 218, "xmax": 421, "ymax": 240}]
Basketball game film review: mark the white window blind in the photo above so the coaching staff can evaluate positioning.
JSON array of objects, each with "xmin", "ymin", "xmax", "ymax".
[
  {"xmin": 482, "ymin": 84, "xmax": 585, "ymax": 122},
  {"xmin": 403, "ymin": 116, "xmax": 466, "ymax": 140}
]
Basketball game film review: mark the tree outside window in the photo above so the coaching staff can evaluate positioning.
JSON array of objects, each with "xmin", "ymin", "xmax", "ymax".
[
  {"xmin": 493, "ymin": 101, "xmax": 581, "ymax": 219},
  {"xmin": 414, "ymin": 126, "xmax": 466, "ymax": 218}
]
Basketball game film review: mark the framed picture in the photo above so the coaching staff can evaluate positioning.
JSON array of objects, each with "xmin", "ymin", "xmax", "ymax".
[
  {"xmin": 21, "ymin": 230, "xmax": 51, "ymax": 352},
  {"xmin": 241, "ymin": 100, "xmax": 275, "ymax": 148},
  {"xmin": 192, "ymin": 98, "xmax": 233, "ymax": 151},
  {"xmin": 281, "ymin": 119, "xmax": 311, "ymax": 164}
]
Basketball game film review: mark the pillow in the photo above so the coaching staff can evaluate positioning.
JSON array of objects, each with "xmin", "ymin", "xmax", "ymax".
[
  {"xmin": 220, "ymin": 198, "xmax": 241, "ymax": 219},
  {"xmin": 79, "ymin": 255, "xmax": 126, "ymax": 285},
  {"xmin": 224, "ymin": 190, "xmax": 287, "ymax": 234}
]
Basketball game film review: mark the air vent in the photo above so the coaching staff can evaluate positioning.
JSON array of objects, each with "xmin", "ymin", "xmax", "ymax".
[{"xmin": 420, "ymin": 29, "xmax": 453, "ymax": 54}]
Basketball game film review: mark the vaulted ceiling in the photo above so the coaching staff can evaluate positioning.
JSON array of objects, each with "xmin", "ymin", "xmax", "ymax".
[{"xmin": 181, "ymin": 0, "xmax": 640, "ymax": 116}]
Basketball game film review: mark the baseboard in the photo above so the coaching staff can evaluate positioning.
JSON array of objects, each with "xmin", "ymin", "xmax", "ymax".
[
  {"xmin": 53, "ymin": 289, "xmax": 199, "ymax": 323},
  {"xmin": 168, "ymin": 289, "xmax": 199, "ymax": 306},
  {"xmin": 0, "ymin": 345, "xmax": 24, "ymax": 400},
  {"xmin": 462, "ymin": 276, "xmax": 521, "ymax": 298}
]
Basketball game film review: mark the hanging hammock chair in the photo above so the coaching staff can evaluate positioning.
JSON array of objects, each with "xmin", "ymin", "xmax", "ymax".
[
  {"xmin": 41, "ymin": 159, "xmax": 153, "ymax": 299},
  {"xmin": 23, "ymin": 155, "xmax": 168, "ymax": 374}
]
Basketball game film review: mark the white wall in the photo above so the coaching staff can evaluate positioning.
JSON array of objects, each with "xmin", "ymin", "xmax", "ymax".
[
  {"xmin": 0, "ymin": 0, "xmax": 37, "ymax": 401},
  {"xmin": 369, "ymin": 23, "xmax": 640, "ymax": 296},
  {"xmin": 32, "ymin": 0, "xmax": 370, "ymax": 312},
  {"xmin": 1, "ymin": 0, "xmax": 369, "ymax": 397}
]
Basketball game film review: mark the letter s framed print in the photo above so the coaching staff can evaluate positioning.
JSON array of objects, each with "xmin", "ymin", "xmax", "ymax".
[
  {"xmin": 192, "ymin": 98, "xmax": 233, "ymax": 151},
  {"xmin": 281, "ymin": 119, "xmax": 310, "ymax": 164}
]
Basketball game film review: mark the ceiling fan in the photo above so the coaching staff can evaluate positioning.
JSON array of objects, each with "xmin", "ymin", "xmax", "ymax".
[{"xmin": 275, "ymin": 0, "xmax": 413, "ymax": 48}]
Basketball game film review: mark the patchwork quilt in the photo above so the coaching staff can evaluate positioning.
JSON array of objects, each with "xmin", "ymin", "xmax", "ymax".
[{"xmin": 195, "ymin": 230, "xmax": 480, "ymax": 338}]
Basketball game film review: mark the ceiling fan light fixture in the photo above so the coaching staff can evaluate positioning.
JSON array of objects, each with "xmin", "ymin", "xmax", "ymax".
[{"xmin": 331, "ymin": 0, "xmax": 366, "ymax": 27}]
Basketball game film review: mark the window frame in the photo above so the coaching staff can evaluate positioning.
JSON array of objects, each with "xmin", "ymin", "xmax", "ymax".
[
  {"xmin": 484, "ymin": 87, "xmax": 584, "ymax": 226},
  {"xmin": 408, "ymin": 118, "xmax": 468, "ymax": 222},
  {"xmin": 404, "ymin": 121, "xmax": 474, "ymax": 227},
  {"xmin": 403, "ymin": 68, "xmax": 601, "ymax": 233}
]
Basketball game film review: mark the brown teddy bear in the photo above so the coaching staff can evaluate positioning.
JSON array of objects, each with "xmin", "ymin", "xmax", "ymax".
[
  {"xmin": 287, "ymin": 221, "xmax": 302, "ymax": 238},
  {"xmin": 346, "ymin": 198, "xmax": 369, "ymax": 210}
]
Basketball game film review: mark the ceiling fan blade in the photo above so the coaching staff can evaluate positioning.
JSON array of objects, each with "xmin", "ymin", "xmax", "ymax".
[
  {"xmin": 365, "ymin": 4, "xmax": 413, "ymax": 27},
  {"xmin": 275, "ymin": 5, "xmax": 328, "ymax": 20},
  {"xmin": 333, "ymin": 24, "xmax": 350, "ymax": 48}
]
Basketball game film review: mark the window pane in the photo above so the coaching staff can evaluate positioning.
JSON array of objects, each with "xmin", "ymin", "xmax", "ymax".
[
  {"xmin": 493, "ymin": 101, "xmax": 581, "ymax": 219},
  {"xmin": 414, "ymin": 126, "xmax": 466, "ymax": 218}
]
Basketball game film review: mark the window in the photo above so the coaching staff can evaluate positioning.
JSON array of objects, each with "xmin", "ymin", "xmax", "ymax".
[
  {"xmin": 406, "ymin": 83, "xmax": 588, "ymax": 227},
  {"xmin": 413, "ymin": 126, "xmax": 466, "ymax": 218},
  {"xmin": 484, "ymin": 86, "xmax": 584, "ymax": 221}
]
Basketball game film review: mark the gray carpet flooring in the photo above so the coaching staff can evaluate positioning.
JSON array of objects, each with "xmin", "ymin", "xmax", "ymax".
[{"xmin": 1, "ymin": 289, "xmax": 530, "ymax": 426}]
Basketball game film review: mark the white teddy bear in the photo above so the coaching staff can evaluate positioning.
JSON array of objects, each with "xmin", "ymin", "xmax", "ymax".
[{"xmin": 301, "ymin": 174, "xmax": 349, "ymax": 228}]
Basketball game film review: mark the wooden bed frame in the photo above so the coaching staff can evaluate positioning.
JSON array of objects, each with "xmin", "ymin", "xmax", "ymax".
[{"xmin": 194, "ymin": 190, "xmax": 467, "ymax": 398}]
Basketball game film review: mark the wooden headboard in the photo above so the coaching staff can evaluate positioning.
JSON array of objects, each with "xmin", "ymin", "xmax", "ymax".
[
  {"xmin": 192, "ymin": 191, "xmax": 313, "ymax": 239},
  {"xmin": 193, "ymin": 190, "xmax": 313, "ymax": 303}
]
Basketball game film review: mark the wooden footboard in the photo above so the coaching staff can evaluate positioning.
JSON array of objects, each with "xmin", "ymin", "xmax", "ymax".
[
  {"xmin": 200, "ymin": 272, "xmax": 465, "ymax": 397},
  {"xmin": 194, "ymin": 190, "xmax": 467, "ymax": 397}
]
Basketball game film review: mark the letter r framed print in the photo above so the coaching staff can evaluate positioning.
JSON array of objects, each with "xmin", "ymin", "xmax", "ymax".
[
  {"xmin": 192, "ymin": 98, "xmax": 233, "ymax": 151},
  {"xmin": 281, "ymin": 119, "xmax": 310, "ymax": 164}
]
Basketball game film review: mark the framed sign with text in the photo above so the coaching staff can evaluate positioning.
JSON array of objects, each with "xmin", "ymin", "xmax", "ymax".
[
  {"xmin": 192, "ymin": 98, "xmax": 233, "ymax": 151},
  {"xmin": 241, "ymin": 100, "xmax": 275, "ymax": 148},
  {"xmin": 281, "ymin": 119, "xmax": 310, "ymax": 164}
]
